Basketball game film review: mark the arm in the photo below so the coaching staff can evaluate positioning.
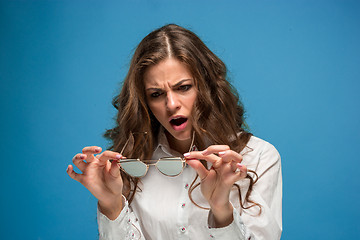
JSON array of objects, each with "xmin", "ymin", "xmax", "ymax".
[
  {"xmin": 185, "ymin": 140, "xmax": 282, "ymax": 240},
  {"xmin": 185, "ymin": 145, "xmax": 248, "ymax": 228},
  {"xmin": 239, "ymin": 141, "xmax": 282, "ymax": 239},
  {"xmin": 67, "ymin": 146, "xmax": 145, "ymax": 239},
  {"xmin": 67, "ymin": 146, "xmax": 124, "ymax": 218},
  {"xmin": 97, "ymin": 195, "xmax": 144, "ymax": 240}
]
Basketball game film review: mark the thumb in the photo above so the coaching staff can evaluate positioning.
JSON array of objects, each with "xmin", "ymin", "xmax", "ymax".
[
  {"xmin": 105, "ymin": 161, "xmax": 123, "ymax": 195},
  {"xmin": 186, "ymin": 159, "xmax": 209, "ymax": 181},
  {"xmin": 109, "ymin": 161, "xmax": 121, "ymax": 178}
]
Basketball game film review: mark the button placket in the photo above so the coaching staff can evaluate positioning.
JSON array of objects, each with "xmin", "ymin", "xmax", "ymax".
[{"xmin": 176, "ymin": 167, "xmax": 191, "ymax": 238}]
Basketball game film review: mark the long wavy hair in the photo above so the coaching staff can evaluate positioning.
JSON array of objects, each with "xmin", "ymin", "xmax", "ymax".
[{"xmin": 105, "ymin": 24, "xmax": 260, "ymax": 211}]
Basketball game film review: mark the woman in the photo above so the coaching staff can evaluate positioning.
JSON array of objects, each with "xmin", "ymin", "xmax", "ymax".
[{"xmin": 67, "ymin": 24, "xmax": 282, "ymax": 240}]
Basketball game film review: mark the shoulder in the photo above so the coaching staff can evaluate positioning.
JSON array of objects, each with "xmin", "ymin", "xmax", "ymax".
[
  {"xmin": 246, "ymin": 136, "xmax": 279, "ymax": 155},
  {"xmin": 241, "ymin": 135, "xmax": 281, "ymax": 170}
]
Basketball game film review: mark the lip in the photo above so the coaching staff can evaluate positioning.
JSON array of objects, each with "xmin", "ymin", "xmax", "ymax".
[{"xmin": 169, "ymin": 115, "xmax": 188, "ymax": 131}]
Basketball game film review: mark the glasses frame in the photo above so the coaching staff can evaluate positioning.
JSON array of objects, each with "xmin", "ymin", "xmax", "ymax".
[{"xmin": 117, "ymin": 131, "xmax": 195, "ymax": 178}]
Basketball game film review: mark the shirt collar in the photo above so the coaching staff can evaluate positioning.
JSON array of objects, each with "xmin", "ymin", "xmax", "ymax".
[
  {"xmin": 153, "ymin": 127, "xmax": 199, "ymax": 157},
  {"xmin": 154, "ymin": 127, "xmax": 182, "ymax": 157}
]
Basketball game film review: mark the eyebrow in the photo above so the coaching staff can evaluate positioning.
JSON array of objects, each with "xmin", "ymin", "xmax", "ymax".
[{"xmin": 145, "ymin": 79, "xmax": 192, "ymax": 91}]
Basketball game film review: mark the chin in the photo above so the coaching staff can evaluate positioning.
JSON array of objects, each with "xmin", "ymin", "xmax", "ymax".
[{"xmin": 166, "ymin": 129, "xmax": 192, "ymax": 141}]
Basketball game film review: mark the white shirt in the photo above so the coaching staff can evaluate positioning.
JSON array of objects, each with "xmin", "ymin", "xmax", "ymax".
[{"xmin": 97, "ymin": 131, "xmax": 282, "ymax": 240}]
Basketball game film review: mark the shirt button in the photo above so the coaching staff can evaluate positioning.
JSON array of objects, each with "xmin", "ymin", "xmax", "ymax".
[
  {"xmin": 181, "ymin": 227, "xmax": 186, "ymax": 233},
  {"xmin": 181, "ymin": 203, "xmax": 186, "ymax": 208},
  {"xmin": 184, "ymin": 183, "xmax": 189, "ymax": 189}
]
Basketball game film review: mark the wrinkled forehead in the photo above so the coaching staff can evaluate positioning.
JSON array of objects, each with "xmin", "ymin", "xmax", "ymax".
[{"xmin": 142, "ymin": 58, "xmax": 194, "ymax": 88}]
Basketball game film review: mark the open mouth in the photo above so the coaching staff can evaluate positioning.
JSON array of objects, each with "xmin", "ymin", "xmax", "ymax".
[
  {"xmin": 170, "ymin": 117, "xmax": 187, "ymax": 126},
  {"xmin": 169, "ymin": 117, "xmax": 188, "ymax": 130}
]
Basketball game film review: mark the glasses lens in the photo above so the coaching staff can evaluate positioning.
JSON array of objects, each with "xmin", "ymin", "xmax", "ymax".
[
  {"xmin": 156, "ymin": 157, "xmax": 184, "ymax": 176},
  {"xmin": 120, "ymin": 159, "xmax": 147, "ymax": 177}
]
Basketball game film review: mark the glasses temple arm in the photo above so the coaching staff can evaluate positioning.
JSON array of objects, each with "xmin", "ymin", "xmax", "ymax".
[
  {"xmin": 187, "ymin": 131, "xmax": 195, "ymax": 152},
  {"xmin": 120, "ymin": 132, "xmax": 148, "ymax": 155},
  {"xmin": 120, "ymin": 135, "xmax": 132, "ymax": 155}
]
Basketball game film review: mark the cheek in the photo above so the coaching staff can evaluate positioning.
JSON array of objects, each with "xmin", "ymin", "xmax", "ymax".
[
  {"xmin": 188, "ymin": 93, "xmax": 197, "ymax": 109},
  {"xmin": 148, "ymin": 103, "xmax": 165, "ymax": 119}
]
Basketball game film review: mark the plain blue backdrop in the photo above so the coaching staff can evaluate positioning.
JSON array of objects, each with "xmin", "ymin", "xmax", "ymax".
[{"xmin": 1, "ymin": 0, "xmax": 359, "ymax": 239}]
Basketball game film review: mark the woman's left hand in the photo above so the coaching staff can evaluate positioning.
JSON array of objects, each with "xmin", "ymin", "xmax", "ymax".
[{"xmin": 184, "ymin": 145, "xmax": 247, "ymax": 227}]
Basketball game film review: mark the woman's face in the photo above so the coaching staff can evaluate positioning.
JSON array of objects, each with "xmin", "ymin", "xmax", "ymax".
[{"xmin": 144, "ymin": 58, "xmax": 197, "ymax": 143}]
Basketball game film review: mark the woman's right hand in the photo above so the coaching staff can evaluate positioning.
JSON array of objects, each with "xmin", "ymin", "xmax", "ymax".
[{"xmin": 66, "ymin": 146, "xmax": 124, "ymax": 220}]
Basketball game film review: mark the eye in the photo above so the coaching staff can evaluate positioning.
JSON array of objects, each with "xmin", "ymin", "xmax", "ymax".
[
  {"xmin": 178, "ymin": 84, "xmax": 192, "ymax": 91},
  {"xmin": 150, "ymin": 91, "xmax": 162, "ymax": 98}
]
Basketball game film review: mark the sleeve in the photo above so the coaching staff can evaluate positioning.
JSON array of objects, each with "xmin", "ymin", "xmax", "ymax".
[
  {"xmin": 208, "ymin": 141, "xmax": 282, "ymax": 240},
  {"xmin": 97, "ymin": 196, "xmax": 145, "ymax": 240},
  {"xmin": 208, "ymin": 206, "xmax": 255, "ymax": 240},
  {"xmin": 240, "ymin": 141, "xmax": 282, "ymax": 239}
]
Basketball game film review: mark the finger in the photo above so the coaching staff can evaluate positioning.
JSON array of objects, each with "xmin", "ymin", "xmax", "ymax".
[
  {"xmin": 102, "ymin": 161, "xmax": 123, "ymax": 195},
  {"xmin": 218, "ymin": 150, "xmax": 243, "ymax": 163},
  {"xmin": 82, "ymin": 146, "xmax": 102, "ymax": 163},
  {"xmin": 186, "ymin": 159, "xmax": 209, "ymax": 180},
  {"xmin": 66, "ymin": 164, "xmax": 82, "ymax": 182},
  {"xmin": 232, "ymin": 164, "xmax": 248, "ymax": 182},
  {"xmin": 72, "ymin": 154, "xmax": 87, "ymax": 172},
  {"xmin": 97, "ymin": 150, "xmax": 122, "ymax": 164},
  {"xmin": 109, "ymin": 160, "xmax": 121, "ymax": 178},
  {"xmin": 184, "ymin": 151, "xmax": 221, "ymax": 165},
  {"xmin": 230, "ymin": 160, "xmax": 238, "ymax": 172},
  {"xmin": 201, "ymin": 145, "xmax": 230, "ymax": 156},
  {"xmin": 82, "ymin": 146, "xmax": 102, "ymax": 155}
]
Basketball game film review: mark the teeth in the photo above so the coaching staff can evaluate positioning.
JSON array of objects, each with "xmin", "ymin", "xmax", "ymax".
[{"xmin": 170, "ymin": 116, "xmax": 181, "ymax": 121}]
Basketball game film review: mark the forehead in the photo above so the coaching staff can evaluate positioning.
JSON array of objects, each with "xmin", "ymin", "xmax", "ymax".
[{"xmin": 143, "ymin": 58, "xmax": 193, "ymax": 87}]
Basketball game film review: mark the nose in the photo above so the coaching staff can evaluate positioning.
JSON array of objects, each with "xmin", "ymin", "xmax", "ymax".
[{"xmin": 166, "ymin": 92, "xmax": 181, "ymax": 112}]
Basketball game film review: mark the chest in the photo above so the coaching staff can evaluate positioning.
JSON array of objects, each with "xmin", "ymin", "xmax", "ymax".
[{"xmin": 131, "ymin": 166, "xmax": 209, "ymax": 238}]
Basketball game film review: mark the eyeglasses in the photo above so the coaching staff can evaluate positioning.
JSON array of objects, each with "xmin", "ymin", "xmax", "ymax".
[{"xmin": 117, "ymin": 132, "xmax": 195, "ymax": 178}]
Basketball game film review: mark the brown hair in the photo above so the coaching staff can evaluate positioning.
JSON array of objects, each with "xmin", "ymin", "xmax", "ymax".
[{"xmin": 105, "ymin": 24, "xmax": 260, "ymax": 211}]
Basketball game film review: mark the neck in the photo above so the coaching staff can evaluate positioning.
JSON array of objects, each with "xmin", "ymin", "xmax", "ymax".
[{"xmin": 165, "ymin": 131, "xmax": 192, "ymax": 154}]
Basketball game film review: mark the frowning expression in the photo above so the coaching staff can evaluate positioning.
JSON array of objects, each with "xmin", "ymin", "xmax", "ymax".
[{"xmin": 144, "ymin": 58, "xmax": 197, "ymax": 142}]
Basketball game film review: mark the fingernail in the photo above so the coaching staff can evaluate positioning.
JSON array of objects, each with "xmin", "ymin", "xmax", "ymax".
[
  {"xmin": 184, "ymin": 152, "xmax": 190, "ymax": 157},
  {"xmin": 66, "ymin": 166, "xmax": 69, "ymax": 172},
  {"xmin": 201, "ymin": 150, "xmax": 208, "ymax": 156},
  {"xmin": 237, "ymin": 163, "xmax": 243, "ymax": 168},
  {"xmin": 95, "ymin": 147, "xmax": 101, "ymax": 152},
  {"xmin": 218, "ymin": 151, "xmax": 226, "ymax": 156},
  {"xmin": 80, "ymin": 154, "xmax": 86, "ymax": 159},
  {"xmin": 115, "ymin": 154, "xmax": 122, "ymax": 159}
]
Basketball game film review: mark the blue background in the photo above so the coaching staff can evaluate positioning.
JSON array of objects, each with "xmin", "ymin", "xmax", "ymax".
[{"xmin": 1, "ymin": 1, "xmax": 359, "ymax": 239}]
